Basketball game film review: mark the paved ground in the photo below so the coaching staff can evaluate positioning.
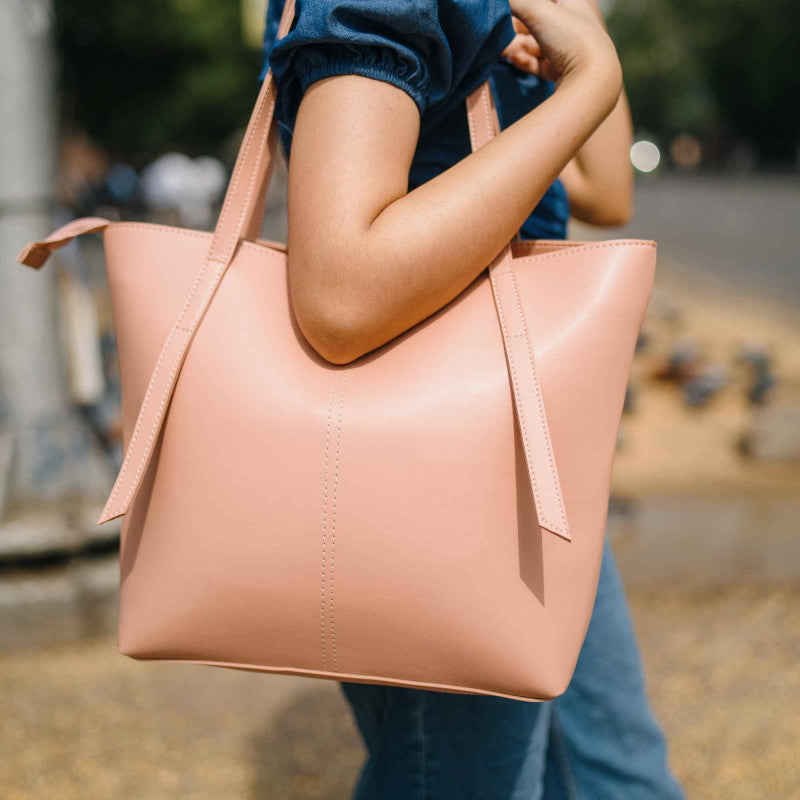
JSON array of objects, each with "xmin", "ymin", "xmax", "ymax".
[{"xmin": 2, "ymin": 580, "xmax": 798, "ymax": 800}]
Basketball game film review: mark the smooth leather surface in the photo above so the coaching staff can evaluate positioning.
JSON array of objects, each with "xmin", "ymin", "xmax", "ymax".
[{"xmin": 16, "ymin": 0, "xmax": 656, "ymax": 701}]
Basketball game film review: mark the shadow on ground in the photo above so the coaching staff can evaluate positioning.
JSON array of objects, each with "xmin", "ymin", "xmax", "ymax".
[{"xmin": 249, "ymin": 686, "xmax": 362, "ymax": 800}]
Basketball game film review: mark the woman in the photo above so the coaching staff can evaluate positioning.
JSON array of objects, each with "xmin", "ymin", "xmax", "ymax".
[{"xmin": 261, "ymin": 0, "xmax": 684, "ymax": 796}]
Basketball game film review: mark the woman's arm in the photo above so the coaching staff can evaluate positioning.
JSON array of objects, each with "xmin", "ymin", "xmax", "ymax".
[
  {"xmin": 288, "ymin": 0, "xmax": 622, "ymax": 364},
  {"xmin": 558, "ymin": 0, "xmax": 633, "ymax": 226}
]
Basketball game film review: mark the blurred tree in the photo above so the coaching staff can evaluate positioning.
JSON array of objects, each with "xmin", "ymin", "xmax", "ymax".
[
  {"xmin": 609, "ymin": 0, "xmax": 800, "ymax": 165},
  {"xmin": 55, "ymin": 0, "xmax": 798, "ymax": 166},
  {"xmin": 686, "ymin": 0, "xmax": 800, "ymax": 165},
  {"xmin": 53, "ymin": 0, "xmax": 263, "ymax": 164},
  {"xmin": 608, "ymin": 0, "xmax": 717, "ymax": 138}
]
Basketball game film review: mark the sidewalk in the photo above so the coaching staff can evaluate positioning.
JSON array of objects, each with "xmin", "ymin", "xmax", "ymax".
[{"xmin": 2, "ymin": 582, "xmax": 797, "ymax": 799}]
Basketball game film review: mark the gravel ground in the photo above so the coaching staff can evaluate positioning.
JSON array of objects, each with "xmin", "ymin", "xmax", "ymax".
[{"xmin": 2, "ymin": 582, "xmax": 798, "ymax": 800}]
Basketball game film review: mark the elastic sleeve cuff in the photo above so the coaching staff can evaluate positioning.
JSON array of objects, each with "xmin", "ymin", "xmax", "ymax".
[
  {"xmin": 298, "ymin": 51, "xmax": 427, "ymax": 117},
  {"xmin": 272, "ymin": 42, "xmax": 430, "ymax": 137}
]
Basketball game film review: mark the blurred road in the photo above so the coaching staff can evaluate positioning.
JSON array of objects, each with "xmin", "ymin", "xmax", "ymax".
[{"xmin": 614, "ymin": 174, "xmax": 800, "ymax": 308}]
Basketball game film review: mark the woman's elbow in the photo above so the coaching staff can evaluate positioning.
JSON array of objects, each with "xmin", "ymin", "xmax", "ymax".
[{"xmin": 292, "ymin": 293, "xmax": 372, "ymax": 365}]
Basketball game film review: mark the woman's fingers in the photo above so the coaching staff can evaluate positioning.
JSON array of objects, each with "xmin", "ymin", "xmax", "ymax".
[
  {"xmin": 518, "ymin": 33, "xmax": 543, "ymax": 56},
  {"xmin": 506, "ymin": 49, "xmax": 544, "ymax": 75},
  {"xmin": 508, "ymin": 0, "xmax": 621, "ymax": 86},
  {"xmin": 503, "ymin": 16, "xmax": 545, "ymax": 76}
]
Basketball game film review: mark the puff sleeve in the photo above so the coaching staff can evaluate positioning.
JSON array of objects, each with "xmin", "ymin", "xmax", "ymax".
[{"xmin": 263, "ymin": 0, "xmax": 515, "ymax": 139}]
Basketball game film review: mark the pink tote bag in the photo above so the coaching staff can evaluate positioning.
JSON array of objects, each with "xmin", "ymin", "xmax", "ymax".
[{"xmin": 17, "ymin": 0, "xmax": 655, "ymax": 701}]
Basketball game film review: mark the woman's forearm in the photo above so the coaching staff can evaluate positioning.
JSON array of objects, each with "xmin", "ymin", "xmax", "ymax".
[
  {"xmin": 559, "ymin": 0, "xmax": 634, "ymax": 226},
  {"xmin": 288, "ymin": 67, "xmax": 620, "ymax": 364}
]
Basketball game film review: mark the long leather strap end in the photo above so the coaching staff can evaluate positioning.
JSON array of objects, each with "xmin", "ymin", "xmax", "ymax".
[
  {"xmin": 97, "ymin": 507, "xmax": 124, "ymax": 526},
  {"xmin": 489, "ymin": 253, "xmax": 571, "ymax": 543},
  {"xmin": 467, "ymin": 82, "xmax": 571, "ymax": 542},
  {"xmin": 17, "ymin": 217, "xmax": 110, "ymax": 269}
]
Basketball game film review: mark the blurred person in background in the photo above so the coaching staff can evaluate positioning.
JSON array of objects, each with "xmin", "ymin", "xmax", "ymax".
[{"xmin": 261, "ymin": 0, "xmax": 684, "ymax": 797}]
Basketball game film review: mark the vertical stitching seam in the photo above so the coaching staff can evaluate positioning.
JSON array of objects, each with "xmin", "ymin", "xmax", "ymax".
[
  {"xmin": 467, "ymin": 97, "xmax": 479, "ymax": 151},
  {"xmin": 320, "ymin": 376, "xmax": 338, "ymax": 670},
  {"xmin": 329, "ymin": 373, "xmax": 347, "ymax": 674},
  {"xmin": 479, "ymin": 80, "xmax": 494, "ymax": 140}
]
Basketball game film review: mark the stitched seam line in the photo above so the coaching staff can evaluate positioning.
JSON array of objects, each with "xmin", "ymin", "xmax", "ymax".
[
  {"xmin": 320, "ymin": 378, "xmax": 337, "ymax": 671},
  {"xmin": 328, "ymin": 374, "xmax": 346, "ymax": 674},
  {"xmin": 117, "ymin": 328, "xmax": 191, "ymax": 512},
  {"xmin": 466, "ymin": 81, "xmax": 494, "ymax": 151},
  {"xmin": 105, "ymin": 222, "xmax": 653, "ymax": 260},
  {"xmin": 514, "ymin": 241, "xmax": 657, "ymax": 265},
  {"xmin": 489, "ymin": 257, "xmax": 553, "ymax": 531},
  {"xmin": 514, "ymin": 240, "xmax": 657, "ymax": 250},
  {"xmin": 469, "ymin": 80, "xmax": 566, "ymax": 535},
  {"xmin": 104, "ymin": 203, "xmax": 292, "ymax": 513},
  {"xmin": 209, "ymin": 77, "xmax": 276, "ymax": 263},
  {"xmin": 209, "ymin": 0, "xmax": 294, "ymax": 265},
  {"xmin": 102, "ymin": 323, "xmax": 181, "ymax": 517},
  {"xmin": 479, "ymin": 79, "xmax": 495, "ymax": 141},
  {"xmin": 466, "ymin": 95, "xmax": 479, "ymax": 152},
  {"xmin": 507, "ymin": 265, "xmax": 568, "ymax": 533},
  {"xmin": 104, "ymin": 252, "xmax": 218, "ymax": 512},
  {"xmin": 107, "ymin": 222, "xmax": 288, "ymax": 262}
]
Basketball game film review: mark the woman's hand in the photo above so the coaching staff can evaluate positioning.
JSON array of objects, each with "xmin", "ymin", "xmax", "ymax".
[
  {"xmin": 503, "ymin": 15, "xmax": 556, "ymax": 80},
  {"xmin": 506, "ymin": 0, "xmax": 621, "ymax": 104},
  {"xmin": 505, "ymin": 0, "xmax": 634, "ymax": 227}
]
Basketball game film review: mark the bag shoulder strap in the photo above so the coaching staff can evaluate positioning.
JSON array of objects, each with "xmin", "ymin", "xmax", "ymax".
[
  {"xmin": 18, "ymin": 0, "xmax": 569, "ymax": 540},
  {"xmin": 93, "ymin": 0, "xmax": 297, "ymax": 525},
  {"xmin": 467, "ymin": 84, "xmax": 570, "ymax": 541}
]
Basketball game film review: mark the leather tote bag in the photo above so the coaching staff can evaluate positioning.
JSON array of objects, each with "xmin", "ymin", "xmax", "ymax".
[{"xmin": 17, "ymin": 0, "xmax": 655, "ymax": 701}]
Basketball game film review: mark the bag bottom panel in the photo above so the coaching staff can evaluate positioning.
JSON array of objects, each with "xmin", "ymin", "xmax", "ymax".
[{"xmin": 121, "ymin": 653, "xmax": 551, "ymax": 703}]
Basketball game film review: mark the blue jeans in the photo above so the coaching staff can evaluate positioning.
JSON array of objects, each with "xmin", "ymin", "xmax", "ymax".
[{"xmin": 340, "ymin": 540, "xmax": 684, "ymax": 799}]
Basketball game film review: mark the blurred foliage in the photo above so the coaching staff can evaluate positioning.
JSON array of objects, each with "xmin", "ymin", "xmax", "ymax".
[
  {"xmin": 54, "ymin": 0, "xmax": 263, "ymax": 165},
  {"xmin": 609, "ymin": 0, "xmax": 800, "ymax": 164},
  {"xmin": 54, "ymin": 0, "xmax": 797, "ymax": 166}
]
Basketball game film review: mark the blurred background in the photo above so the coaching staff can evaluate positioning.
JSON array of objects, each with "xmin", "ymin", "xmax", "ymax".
[{"xmin": 1, "ymin": 0, "xmax": 798, "ymax": 798}]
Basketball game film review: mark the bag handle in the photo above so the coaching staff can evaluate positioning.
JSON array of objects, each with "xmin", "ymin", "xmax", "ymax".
[
  {"xmin": 208, "ymin": 0, "xmax": 295, "ymax": 258},
  {"xmin": 21, "ymin": 0, "xmax": 568, "ymax": 539},
  {"xmin": 467, "ymin": 81, "xmax": 570, "ymax": 540},
  {"xmin": 90, "ymin": 0, "xmax": 298, "ymax": 525}
]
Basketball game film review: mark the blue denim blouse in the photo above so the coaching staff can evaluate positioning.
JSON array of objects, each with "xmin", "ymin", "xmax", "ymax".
[{"xmin": 260, "ymin": 0, "xmax": 569, "ymax": 240}]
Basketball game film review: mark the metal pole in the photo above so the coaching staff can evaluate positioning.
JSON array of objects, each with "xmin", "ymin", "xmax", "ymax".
[{"xmin": 0, "ymin": 0, "xmax": 110, "ymax": 531}]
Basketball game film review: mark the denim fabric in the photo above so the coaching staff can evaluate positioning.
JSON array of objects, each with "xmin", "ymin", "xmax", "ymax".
[
  {"xmin": 341, "ymin": 540, "xmax": 685, "ymax": 800},
  {"xmin": 260, "ymin": 0, "xmax": 569, "ymax": 239},
  {"xmin": 262, "ymin": 0, "xmax": 516, "ymax": 133}
]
